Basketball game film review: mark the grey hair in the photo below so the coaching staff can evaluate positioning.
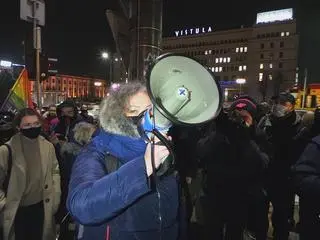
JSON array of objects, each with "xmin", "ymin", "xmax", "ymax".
[
  {"xmin": 99, "ymin": 81, "xmax": 147, "ymax": 137},
  {"xmin": 73, "ymin": 122, "xmax": 96, "ymax": 145}
]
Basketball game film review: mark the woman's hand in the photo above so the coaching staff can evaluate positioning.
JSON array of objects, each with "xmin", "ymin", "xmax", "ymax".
[{"xmin": 144, "ymin": 137, "xmax": 170, "ymax": 177}]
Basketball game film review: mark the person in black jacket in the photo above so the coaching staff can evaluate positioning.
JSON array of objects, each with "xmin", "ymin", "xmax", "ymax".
[
  {"xmin": 200, "ymin": 96, "xmax": 269, "ymax": 240},
  {"xmin": 292, "ymin": 135, "xmax": 320, "ymax": 240},
  {"xmin": 57, "ymin": 121, "xmax": 97, "ymax": 239},
  {"xmin": 54, "ymin": 100, "xmax": 83, "ymax": 141},
  {"xmin": 257, "ymin": 92, "xmax": 306, "ymax": 239}
]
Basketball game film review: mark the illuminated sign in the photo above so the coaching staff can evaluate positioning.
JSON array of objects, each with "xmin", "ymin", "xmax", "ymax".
[
  {"xmin": 174, "ymin": 26, "xmax": 212, "ymax": 37},
  {"xmin": 256, "ymin": 8, "xmax": 293, "ymax": 24}
]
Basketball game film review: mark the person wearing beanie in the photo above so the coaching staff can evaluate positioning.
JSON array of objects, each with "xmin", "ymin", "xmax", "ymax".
[
  {"xmin": 201, "ymin": 96, "xmax": 269, "ymax": 240},
  {"xmin": 228, "ymin": 96, "xmax": 258, "ymax": 128}
]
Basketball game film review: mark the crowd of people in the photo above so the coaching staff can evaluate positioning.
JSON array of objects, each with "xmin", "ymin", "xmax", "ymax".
[{"xmin": 0, "ymin": 81, "xmax": 320, "ymax": 240}]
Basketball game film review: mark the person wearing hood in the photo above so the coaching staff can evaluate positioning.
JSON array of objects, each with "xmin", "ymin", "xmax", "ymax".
[
  {"xmin": 67, "ymin": 82, "xmax": 181, "ymax": 240},
  {"xmin": 54, "ymin": 100, "xmax": 83, "ymax": 141},
  {"xmin": 57, "ymin": 122, "xmax": 97, "ymax": 239},
  {"xmin": 257, "ymin": 92, "xmax": 306, "ymax": 239}
]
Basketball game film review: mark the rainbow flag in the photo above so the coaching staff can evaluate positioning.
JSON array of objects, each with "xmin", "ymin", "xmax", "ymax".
[{"xmin": 0, "ymin": 68, "xmax": 33, "ymax": 112}]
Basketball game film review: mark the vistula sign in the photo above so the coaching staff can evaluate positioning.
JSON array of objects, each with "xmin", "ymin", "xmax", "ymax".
[{"xmin": 174, "ymin": 26, "xmax": 213, "ymax": 37}]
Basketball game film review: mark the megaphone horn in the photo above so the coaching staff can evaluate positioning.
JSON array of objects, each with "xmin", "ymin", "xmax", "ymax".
[{"xmin": 145, "ymin": 53, "xmax": 223, "ymax": 127}]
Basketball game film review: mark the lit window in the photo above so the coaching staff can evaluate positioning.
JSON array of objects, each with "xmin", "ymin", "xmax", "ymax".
[
  {"xmin": 260, "ymin": 63, "xmax": 264, "ymax": 69},
  {"xmin": 269, "ymin": 63, "xmax": 273, "ymax": 68},
  {"xmin": 281, "ymin": 32, "xmax": 285, "ymax": 37},
  {"xmin": 223, "ymin": 58, "xmax": 227, "ymax": 63},
  {"xmin": 215, "ymin": 58, "xmax": 219, "ymax": 63},
  {"xmin": 211, "ymin": 67, "xmax": 215, "ymax": 72},
  {"xmin": 244, "ymin": 47, "xmax": 248, "ymax": 52},
  {"xmin": 240, "ymin": 47, "xmax": 243, "ymax": 52},
  {"xmin": 219, "ymin": 58, "xmax": 223, "ymax": 63},
  {"xmin": 209, "ymin": 50, "xmax": 212, "ymax": 54},
  {"xmin": 227, "ymin": 57, "xmax": 231, "ymax": 63},
  {"xmin": 215, "ymin": 67, "xmax": 219, "ymax": 72},
  {"xmin": 205, "ymin": 50, "xmax": 208, "ymax": 55},
  {"xmin": 269, "ymin": 74, "xmax": 273, "ymax": 80},
  {"xmin": 219, "ymin": 67, "xmax": 222, "ymax": 72},
  {"xmin": 286, "ymin": 32, "xmax": 290, "ymax": 36},
  {"xmin": 259, "ymin": 73, "xmax": 263, "ymax": 81},
  {"xmin": 243, "ymin": 65, "xmax": 247, "ymax": 71},
  {"xmin": 236, "ymin": 48, "xmax": 239, "ymax": 53},
  {"xmin": 239, "ymin": 66, "xmax": 243, "ymax": 71}
]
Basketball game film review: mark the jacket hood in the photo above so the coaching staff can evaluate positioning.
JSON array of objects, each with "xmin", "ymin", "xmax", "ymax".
[{"xmin": 99, "ymin": 97, "xmax": 140, "ymax": 138}]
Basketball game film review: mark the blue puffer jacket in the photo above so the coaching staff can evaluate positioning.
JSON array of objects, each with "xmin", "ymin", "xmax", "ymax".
[{"xmin": 67, "ymin": 129, "xmax": 180, "ymax": 240}]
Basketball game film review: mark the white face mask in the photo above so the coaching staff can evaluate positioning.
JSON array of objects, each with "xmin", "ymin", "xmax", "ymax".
[{"xmin": 271, "ymin": 104, "xmax": 288, "ymax": 118}]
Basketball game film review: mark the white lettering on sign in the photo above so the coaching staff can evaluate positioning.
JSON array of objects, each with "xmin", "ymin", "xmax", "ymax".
[{"xmin": 174, "ymin": 26, "xmax": 213, "ymax": 37}]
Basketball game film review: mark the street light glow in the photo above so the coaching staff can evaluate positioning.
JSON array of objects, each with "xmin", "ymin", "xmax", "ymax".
[
  {"xmin": 102, "ymin": 52, "xmax": 109, "ymax": 59},
  {"xmin": 0, "ymin": 60, "xmax": 12, "ymax": 68}
]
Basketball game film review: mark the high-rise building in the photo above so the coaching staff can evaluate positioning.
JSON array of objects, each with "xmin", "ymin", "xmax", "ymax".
[{"xmin": 162, "ymin": 8, "xmax": 298, "ymax": 101}]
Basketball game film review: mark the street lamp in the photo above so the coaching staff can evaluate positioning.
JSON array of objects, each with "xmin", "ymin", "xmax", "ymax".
[
  {"xmin": 236, "ymin": 78, "xmax": 246, "ymax": 95},
  {"xmin": 102, "ymin": 52, "xmax": 109, "ymax": 59}
]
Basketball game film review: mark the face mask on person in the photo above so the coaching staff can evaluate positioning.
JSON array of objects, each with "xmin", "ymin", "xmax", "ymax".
[
  {"xmin": 271, "ymin": 104, "xmax": 288, "ymax": 118},
  {"xmin": 20, "ymin": 126, "xmax": 42, "ymax": 139},
  {"xmin": 127, "ymin": 115, "xmax": 142, "ymax": 126},
  {"xmin": 60, "ymin": 115, "xmax": 72, "ymax": 124}
]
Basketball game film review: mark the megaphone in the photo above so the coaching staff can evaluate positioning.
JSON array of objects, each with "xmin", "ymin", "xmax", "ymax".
[
  {"xmin": 139, "ymin": 53, "xmax": 222, "ymax": 176},
  {"xmin": 142, "ymin": 53, "xmax": 222, "ymax": 133}
]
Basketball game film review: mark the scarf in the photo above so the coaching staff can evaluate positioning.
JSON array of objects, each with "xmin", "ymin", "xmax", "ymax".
[{"xmin": 96, "ymin": 130, "xmax": 147, "ymax": 164}]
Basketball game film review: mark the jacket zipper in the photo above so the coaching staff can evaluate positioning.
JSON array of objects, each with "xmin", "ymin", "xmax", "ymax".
[{"xmin": 105, "ymin": 225, "xmax": 110, "ymax": 240}]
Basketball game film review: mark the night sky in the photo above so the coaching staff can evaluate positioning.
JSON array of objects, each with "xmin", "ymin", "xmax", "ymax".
[{"xmin": 0, "ymin": 0, "xmax": 294, "ymax": 79}]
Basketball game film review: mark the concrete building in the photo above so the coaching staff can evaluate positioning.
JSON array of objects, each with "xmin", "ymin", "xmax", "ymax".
[
  {"xmin": 30, "ymin": 74, "xmax": 107, "ymax": 106},
  {"xmin": 162, "ymin": 8, "xmax": 298, "ymax": 101}
]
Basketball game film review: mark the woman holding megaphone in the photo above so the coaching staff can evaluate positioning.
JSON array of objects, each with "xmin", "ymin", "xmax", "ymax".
[{"xmin": 67, "ymin": 82, "xmax": 183, "ymax": 240}]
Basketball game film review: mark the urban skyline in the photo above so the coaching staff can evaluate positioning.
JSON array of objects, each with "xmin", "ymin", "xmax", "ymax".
[{"xmin": 0, "ymin": 0, "xmax": 294, "ymax": 79}]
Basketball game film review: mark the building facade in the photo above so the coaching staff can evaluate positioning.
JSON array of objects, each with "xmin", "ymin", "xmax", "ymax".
[
  {"xmin": 30, "ymin": 74, "xmax": 107, "ymax": 106},
  {"xmin": 162, "ymin": 9, "xmax": 299, "ymax": 101}
]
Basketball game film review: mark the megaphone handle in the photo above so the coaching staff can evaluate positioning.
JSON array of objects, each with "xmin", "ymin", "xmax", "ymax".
[
  {"xmin": 150, "ymin": 134, "xmax": 159, "ymax": 182},
  {"xmin": 151, "ymin": 129, "xmax": 173, "ymax": 152},
  {"xmin": 151, "ymin": 129, "xmax": 176, "ymax": 173}
]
